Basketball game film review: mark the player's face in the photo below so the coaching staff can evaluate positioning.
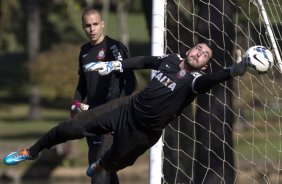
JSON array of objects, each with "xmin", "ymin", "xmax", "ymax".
[
  {"xmin": 82, "ymin": 13, "xmax": 105, "ymax": 45},
  {"xmin": 185, "ymin": 43, "xmax": 212, "ymax": 70}
]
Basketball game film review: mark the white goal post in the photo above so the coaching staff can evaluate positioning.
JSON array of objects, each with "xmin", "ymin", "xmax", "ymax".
[
  {"xmin": 257, "ymin": 0, "xmax": 282, "ymax": 73},
  {"xmin": 149, "ymin": 0, "xmax": 165, "ymax": 184}
]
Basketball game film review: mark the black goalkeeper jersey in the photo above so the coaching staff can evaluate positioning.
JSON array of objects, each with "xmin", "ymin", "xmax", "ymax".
[
  {"xmin": 74, "ymin": 36, "xmax": 136, "ymax": 108},
  {"xmin": 121, "ymin": 54, "xmax": 232, "ymax": 131}
]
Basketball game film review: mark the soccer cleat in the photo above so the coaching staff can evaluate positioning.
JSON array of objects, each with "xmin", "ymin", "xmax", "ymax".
[
  {"xmin": 3, "ymin": 149, "xmax": 36, "ymax": 165},
  {"xmin": 86, "ymin": 160, "xmax": 101, "ymax": 177}
]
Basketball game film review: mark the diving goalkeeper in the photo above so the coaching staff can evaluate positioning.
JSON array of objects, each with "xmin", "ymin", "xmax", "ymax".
[{"xmin": 3, "ymin": 43, "xmax": 247, "ymax": 178}]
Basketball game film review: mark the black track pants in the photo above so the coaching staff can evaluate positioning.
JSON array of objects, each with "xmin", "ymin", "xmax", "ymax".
[{"xmin": 29, "ymin": 96, "xmax": 162, "ymax": 172}]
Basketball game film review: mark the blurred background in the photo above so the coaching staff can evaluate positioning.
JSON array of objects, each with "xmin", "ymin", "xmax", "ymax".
[{"xmin": 0, "ymin": 0, "xmax": 151, "ymax": 183}]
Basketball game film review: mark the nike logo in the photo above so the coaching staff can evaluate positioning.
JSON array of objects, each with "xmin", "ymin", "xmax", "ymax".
[
  {"xmin": 253, "ymin": 54, "xmax": 267, "ymax": 66},
  {"xmin": 166, "ymin": 64, "xmax": 170, "ymax": 68},
  {"xmin": 82, "ymin": 53, "xmax": 88, "ymax": 58},
  {"xmin": 92, "ymin": 140, "xmax": 102, "ymax": 145}
]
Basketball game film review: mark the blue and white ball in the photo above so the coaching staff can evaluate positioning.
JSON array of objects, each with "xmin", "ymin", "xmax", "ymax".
[{"xmin": 245, "ymin": 46, "xmax": 274, "ymax": 74}]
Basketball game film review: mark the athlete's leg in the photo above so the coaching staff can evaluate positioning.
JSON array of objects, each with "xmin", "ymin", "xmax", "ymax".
[
  {"xmin": 87, "ymin": 134, "xmax": 119, "ymax": 184},
  {"xmin": 28, "ymin": 96, "xmax": 132, "ymax": 157},
  {"xmin": 3, "ymin": 118, "xmax": 92, "ymax": 165},
  {"xmin": 3, "ymin": 96, "xmax": 131, "ymax": 166},
  {"xmin": 83, "ymin": 96, "xmax": 132, "ymax": 182},
  {"xmin": 28, "ymin": 118, "xmax": 95, "ymax": 157}
]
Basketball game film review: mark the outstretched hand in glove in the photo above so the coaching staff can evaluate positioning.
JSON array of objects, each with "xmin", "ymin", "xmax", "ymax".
[
  {"xmin": 230, "ymin": 49, "xmax": 247, "ymax": 77},
  {"xmin": 83, "ymin": 61, "xmax": 123, "ymax": 75}
]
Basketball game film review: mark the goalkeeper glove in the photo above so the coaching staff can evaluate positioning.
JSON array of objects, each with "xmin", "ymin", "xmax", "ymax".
[
  {"xmin": 230, "ymin": 49, "xmax": 247, "ymax": 77},
  {"xmin": 83, "ymin": 62, "xmax": 105, "ymax": 72},
  {"xmin": 70, "ymin": 100, "xmax": 89, "ymax": 118},
  {"xmin": 83, "ymin": 61, "xmax": 123, "ymax": 75}
]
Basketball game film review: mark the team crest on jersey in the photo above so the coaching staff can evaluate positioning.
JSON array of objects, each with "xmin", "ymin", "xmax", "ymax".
[
  {"xmin": 97, "ymin": 48, "xmax": 106, "ymax": 60},
  {"xmin": 177, "ymin": 69, "xmax": 187, "ymax": 78}
]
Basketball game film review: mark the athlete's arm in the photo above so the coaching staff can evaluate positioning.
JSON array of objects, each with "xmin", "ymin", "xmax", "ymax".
[
  {"xmin": 192, "ymin": 68, "xmax": 232, "ymax": 94},
  {"xmin": 84, "ymin": 55, "xmax": 167, "ymax": 75},
  {"xmin": 121, "ymin": 56, "xmax": 163, "ymax": 70},
  {"xmin": 193, "ymin": 52, "xmax": 247, "ymax": 94}
]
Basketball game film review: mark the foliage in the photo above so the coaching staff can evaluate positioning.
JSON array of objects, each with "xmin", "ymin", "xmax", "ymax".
[
  {"xmin": 0, "ymin": 0, "xmax": 87, "ymax": 54},
  {"xmin": 0, "ymin": 1, "xmax": 25, "ymax": 53},
  {"xmin": 128, "ymin": 0, "xmax": 143, "ymax": 13},
  {"xmin": 39, "ymin": 1, "xmax": 86, "ymax": 50},
  {"xmin": 31, "ymin": 42, "xmax": 80, "ymax": 100}
]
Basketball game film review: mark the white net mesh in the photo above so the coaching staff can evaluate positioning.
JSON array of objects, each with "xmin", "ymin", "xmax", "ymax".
[{"xmin": 161, "ymin": 0, "xmax": 282, "ymax": 183}]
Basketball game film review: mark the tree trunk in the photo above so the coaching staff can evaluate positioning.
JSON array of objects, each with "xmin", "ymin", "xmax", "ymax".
[
  {"xmin": 194, "ymin": 1, "xmax": 236, "ymax": 183},
  {"xmin": 102, "ymin": 0, "xmax": 111, "ymax": 27},
  {"xmin": 23, "ymin": 1, "xmax": 79, "ymax": 180},
  {"xmin": 116, "ymin": 0, "xmax": 130, "ymax": 48},
  {"xmin": 162, "ymin": 2, "xmax": 195, "ymax": 183},
  {"xmin": 27, "ymin": 0, "xmax": 41, "ymax": 120}
]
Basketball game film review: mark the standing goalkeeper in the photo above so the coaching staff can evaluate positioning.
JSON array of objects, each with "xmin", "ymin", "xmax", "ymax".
[
  {"xmin": 3, "ymin": 43, "xmax": 247, "ymax": 179},
  {"xmin": 70, "ymin": 8, "xmax": 136, "ymax": 184}
]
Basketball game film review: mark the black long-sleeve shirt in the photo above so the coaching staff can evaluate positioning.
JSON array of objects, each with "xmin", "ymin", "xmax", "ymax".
[
  {"xmin": 74, "ymin": 36, "xmax": 136, "ymax": 108},
  {"xmin": 121, "ymin": 54, "xmax": 232, "ymax": 131}
]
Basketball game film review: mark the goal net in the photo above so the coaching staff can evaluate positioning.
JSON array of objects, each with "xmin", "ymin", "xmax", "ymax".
[{"xmin": 151, "ymin": 0, "xmax": 282, "ymax": 183}]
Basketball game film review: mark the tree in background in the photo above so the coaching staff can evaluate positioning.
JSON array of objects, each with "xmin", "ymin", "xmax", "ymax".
[
  {"xmin": 194, "ymin": 1, "xmax": 236, "ymax": 183},
  {"xmin": 26, "ymin": 0, "xmax": 41, "ymax": 120},
  {"xmin": 116, "ymin": 0, "xmax": 130, "ymax": 48}
]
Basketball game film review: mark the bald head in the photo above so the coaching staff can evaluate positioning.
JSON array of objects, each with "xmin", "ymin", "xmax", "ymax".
[{"xmin": 82, "ymin": 9, "xmax": 103, "ymax": 22}]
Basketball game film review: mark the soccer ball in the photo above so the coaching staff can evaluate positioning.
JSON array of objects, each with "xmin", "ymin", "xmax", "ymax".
[{"xmin": 245, "ymin": 45, "xmax": 274, "ymax": 74}]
